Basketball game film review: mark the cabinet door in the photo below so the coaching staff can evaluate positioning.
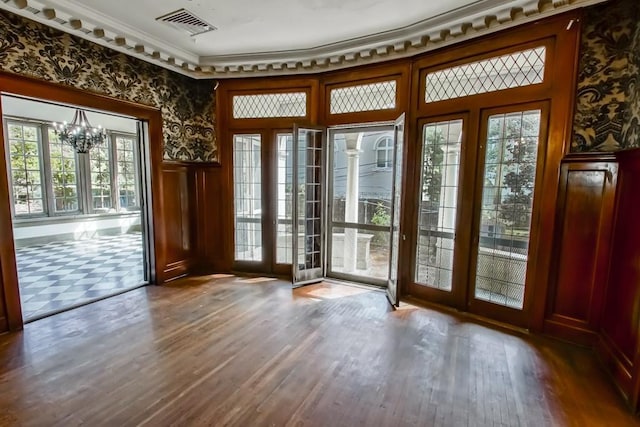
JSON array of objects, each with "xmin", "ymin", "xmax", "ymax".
[{"xmin": 544, "ymin": 159, "xmax": 617, "ymax": 345}]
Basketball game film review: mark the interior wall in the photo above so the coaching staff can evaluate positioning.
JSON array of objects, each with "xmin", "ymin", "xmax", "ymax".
[
  {"xmin": 0, "ymin": 10, "xmax": 217, "ymax": 162},
  {"xmin": 572, "ymin": 0, "xmax": 640, "ymax": 152},
  {"xmin": 623, "ymin": 18, "xmax": 640, "ymax": 147}
]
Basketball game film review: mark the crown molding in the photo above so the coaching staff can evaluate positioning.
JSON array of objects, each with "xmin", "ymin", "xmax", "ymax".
[{"xmin": 1, "ymin": 0, "xmax": 607, "ymax": 80}]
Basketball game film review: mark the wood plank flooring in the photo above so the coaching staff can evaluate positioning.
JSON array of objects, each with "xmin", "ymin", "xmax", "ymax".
[{"xmin": 0, "ymin": 275, "xmax": 638, "ymax": 426}]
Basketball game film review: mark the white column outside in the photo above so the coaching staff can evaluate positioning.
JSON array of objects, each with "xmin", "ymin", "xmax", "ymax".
[{"xmin": 343, "ymin": 133, "xmax": 362, "ymax": 272}]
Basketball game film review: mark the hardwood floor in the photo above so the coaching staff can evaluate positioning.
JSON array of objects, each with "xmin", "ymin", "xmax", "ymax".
[{"xmin": 0, "ymin": 275, "xmax": 637, "ymax": 426}]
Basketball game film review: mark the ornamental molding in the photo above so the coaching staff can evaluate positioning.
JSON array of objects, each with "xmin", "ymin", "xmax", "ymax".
[{"xmin": 1, "ymin": 0, "xmax": 607, "ymax": 79}]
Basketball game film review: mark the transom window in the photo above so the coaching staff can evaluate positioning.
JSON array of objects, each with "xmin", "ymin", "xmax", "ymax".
[
  {"xmin": 425, "ymin": 46, "xmax": 546, "ymax": 103},
  {"xmin": 232, "ymin": 92, "xmax": 307, "ymax": 119},
  {"xmin": 330, "ymin": 80, "xmax": 397, "ymax": 114},
  {"xmin": 375, "ymin": 136, "xmax": 394, "ymax": 169},
  {"xmin": 4, "ymin": 119, "xmax": 140, "ymax": 218}
]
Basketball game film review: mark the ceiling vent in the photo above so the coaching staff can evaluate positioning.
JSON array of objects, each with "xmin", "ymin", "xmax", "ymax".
[{"xmin": 156, "ymin": 9, "xmax": 216, "ymax": 37}]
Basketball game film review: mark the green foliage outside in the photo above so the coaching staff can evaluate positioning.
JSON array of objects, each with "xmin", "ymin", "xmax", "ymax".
[
  {"xmin": 422, "ymin": 127, "xmax": 445, "ymax": 205},
  {"xmin": 90, "ymin": 146, "xmax": 111, "ymax": 209},
  {"xmin": 8, "ymin": 125, "xmax": 140, "ymax": 215},
  {"xmin": 419, "ymin": 113, "xmax": 540, "ymax": 239},
  {"xmin": 487, "ymin": 112, "xmax": 540, "ymax": 231},
  {"xmin": 9, "ymin": 124, "xmax": 42, "ymax": 214},
  {"xmin": 49, "ymin": 130, "xmax": 78, "ymax": 212},
  {"xmin": 371, "ymin": 202, "xmax": 391, "ymax": 244}
]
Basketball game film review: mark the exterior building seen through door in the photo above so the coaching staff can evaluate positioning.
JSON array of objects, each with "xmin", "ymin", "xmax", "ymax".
[
  {"xmin": 233, "ymin": 124, "xmax": 403, "ymax": 290},
  {"xmin": 327, "ymin": 125, "xmax": 396, "ymax": 286}
]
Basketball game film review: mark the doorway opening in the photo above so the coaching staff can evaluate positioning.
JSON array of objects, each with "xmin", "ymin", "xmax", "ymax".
[
  {"xmin": 326, "ymin": 125, "xmax": 395, "ymax": 286},
  {"xmin": 1, "ymin": 95, "xmax": 152, "ymax": 321}
]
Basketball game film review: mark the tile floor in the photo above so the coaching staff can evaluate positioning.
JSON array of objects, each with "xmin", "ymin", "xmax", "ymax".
[{"xmin": 15, "ymin": 233, "xmax": 146, "ymax": 320}]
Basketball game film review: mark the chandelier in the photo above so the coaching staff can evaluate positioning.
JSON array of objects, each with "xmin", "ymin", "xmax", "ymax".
[{"xmin": 52, "ymin": 109, "xmax": 107, "ymax": 153}]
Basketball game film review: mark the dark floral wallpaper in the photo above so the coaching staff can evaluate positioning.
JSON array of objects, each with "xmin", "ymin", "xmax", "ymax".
[
  {"xmin": 0, "ymin": 10, "xmax": 217, "ymax": 162},
  {"xmin": 572, "ymin": 0, "xmax": 640, "ymax": 152},
  {"xmin": 622, "ymin": 18, "xmax": 640, "ymax": 148}
]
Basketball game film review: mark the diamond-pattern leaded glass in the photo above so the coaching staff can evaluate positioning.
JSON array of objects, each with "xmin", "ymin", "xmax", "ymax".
[
  {"xmin": 232, "ymin": 93, "xmax": 306, "ymax": 119},
  {"xmin": 425, "ymin": 47, "xmax": 546, "ymax": 103},
  {"xmin": 330, "ymin": 81, "xmax": 396, "ymax": 114}
]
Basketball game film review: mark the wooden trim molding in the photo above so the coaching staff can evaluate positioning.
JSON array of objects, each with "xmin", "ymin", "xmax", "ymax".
[
  {"xmin": 0, "ymin": 93, "xmax": 20, "ymax": 331},
  {"xmin": 321, "ymin": 62, "xmax": 411, "ymax": 126},
  {"xmin": 0, "ymin": 71, "xmax": 166, "ymax": 331}
]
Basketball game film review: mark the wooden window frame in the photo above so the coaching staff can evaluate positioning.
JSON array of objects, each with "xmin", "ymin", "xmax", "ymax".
[{"xmin": 321, "ymin": 63, "xmax": 410, "ymax": 126}]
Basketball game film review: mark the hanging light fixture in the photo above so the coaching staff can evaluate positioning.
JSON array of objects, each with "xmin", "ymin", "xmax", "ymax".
[{"xmin": 52, "ymin": 109, "xmax": 107, "ymax": 153}]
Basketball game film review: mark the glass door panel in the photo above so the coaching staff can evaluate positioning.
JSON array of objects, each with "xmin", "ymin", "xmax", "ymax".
[
  {"xmin": 292, "ymin": 127, "xmax": 324, "ymax": 285},
  {"xmin": 233, "ymin": 134, "xmax": 263, "ymax": 262},
  {"xmin": 473, "ymin": 110, "xmax": 542, "ymax": 310},
  {"xmin": 387, "ymin": 114, "xmax": 405, "ymax": 306},
  {"xmin": 276, "ymin": 133, "xmax": 293, "ymax": 265},
  {"xmin": 327, "ymin": 125, "xmax": 394, "ymax": 286},
  {"xmin": 414, "ymin": 119, "xmax": 463, "ymax": 292},
  {"xmin": 329, "ymin": 225, "xmax": 391, "ymax": 282}
]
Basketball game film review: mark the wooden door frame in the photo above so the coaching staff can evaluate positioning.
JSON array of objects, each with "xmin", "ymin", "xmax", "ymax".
[
  {"xmin": 228, "ymin": 129, "xmax": 270, "ymax": 274},
  {"xmin": 402, "ymin": 12, "xmax": 581, "ymax": 329},
  {"xmin": 270, "ymin": 128, "xmax": 297, "ymax": 277},
  {"xmin": 467, "ymin": 100, "xmax": 551, "ymax": 327},
  {"xmin": 404, "ymin": 112, "xmax": 475, "ymax": 309},
  {"xmin": 0, "ymin": 71, "xmax": 166, "ymax": 331}
]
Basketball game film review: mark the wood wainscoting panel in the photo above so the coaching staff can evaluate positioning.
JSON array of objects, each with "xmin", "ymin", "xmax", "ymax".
[
  {"xmin": 192, "ymin": 164, "xmax": 228, "ymax": 273},
  {"xmin": 161, "ymin": 163, "xmax": 194, "ymax": 281},
  {"xmin": 544, "ymin": 156, "xmax": 617, "ymax": 345},
  {"xmin": 598, "ymin": 149, "xmax": 640, "ymax": 411}
]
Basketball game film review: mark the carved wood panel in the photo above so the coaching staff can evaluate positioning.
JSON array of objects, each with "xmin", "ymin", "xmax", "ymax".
[
  {"xmin": 545, "ymin": 157, "xmax": 617, "ymax": 345},
  {"xmin": 597, "ymin": 149, "xmax": 640, "ymax": 411},
  {"xmin": 161, "ymin": 163, "xmax": 194, "ymax": 281}
]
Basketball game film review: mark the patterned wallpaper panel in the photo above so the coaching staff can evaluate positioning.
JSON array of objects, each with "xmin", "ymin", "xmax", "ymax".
[
  {"xmin": 572, "ymin": 0, "xmax": 640, "ymax": 152},
  {"xmin": 622, "ymin": 21, "xmax": 640, "ymax": 148},
  {"xmin": 0, "ymin": 10, "xmax": 217, "ymax": 162}
]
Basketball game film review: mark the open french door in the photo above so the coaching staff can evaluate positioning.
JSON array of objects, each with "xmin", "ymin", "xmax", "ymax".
[
  {"xmin": 292, "ymin": 126, "xmax": 326, "ymax": 286},
  {"xmin": 386, "ymin": 114, "xmax": 405, "ymax": 306}
]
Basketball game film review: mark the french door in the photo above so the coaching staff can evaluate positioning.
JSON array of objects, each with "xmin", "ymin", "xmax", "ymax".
[
  {"xmin": 324, "ymin": 115, "xmax": 405, "ymax": 299},
  {"xmin": 408, "ymin": 102, "xmax": 549, "ymax": 326},
  {"xmin": 387, "ymin": 114, "xmax": 405, "ymax": 306},
  {"xmin": 232, "ymin": 116, "xmax": 405, "ymax": 298},
  {"xmin": 292, "ymin": 126, "xmax": 325, "ymax": 286},
  {"xmin": 232, "ymin": 130, "xmax": 298, "ymax": 276}
]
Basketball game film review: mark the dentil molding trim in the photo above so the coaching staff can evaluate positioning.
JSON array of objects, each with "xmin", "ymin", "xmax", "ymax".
[{"xmin": 1, "ymin": 0, "xmax": 607, "ymax": 79}]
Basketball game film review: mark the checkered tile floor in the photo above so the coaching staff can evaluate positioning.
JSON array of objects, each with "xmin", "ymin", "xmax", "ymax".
[{"xmin": 16, "ymin": 233, "xmax": 146, "ymax": 320}]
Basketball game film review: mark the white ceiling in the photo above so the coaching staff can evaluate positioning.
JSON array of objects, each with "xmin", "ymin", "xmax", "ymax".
[
  {"xmin": 1, "ymin": 0, "xmax": 607, "ymax": 78},
  {"xmin": 71, "ymin": 0, "xmax": 475, "ymax": 56}
]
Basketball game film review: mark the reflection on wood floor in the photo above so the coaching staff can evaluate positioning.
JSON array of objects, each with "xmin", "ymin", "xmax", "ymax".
[{"xmin": 0, "ymin": 276, "xmax": 637, "ymax": 426}]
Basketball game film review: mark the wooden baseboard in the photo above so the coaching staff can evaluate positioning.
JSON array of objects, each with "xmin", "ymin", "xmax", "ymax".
[
  {"xmin": 163, "ymin": 259, "xmax": 193, "ymax": 283},
  {"xmin": 542, "ymin": 319, "xmax": 599, "ymax": 347},
  {"xmin": 595, "ymin": 331, "xmax": 634, "ymax": 409}
]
